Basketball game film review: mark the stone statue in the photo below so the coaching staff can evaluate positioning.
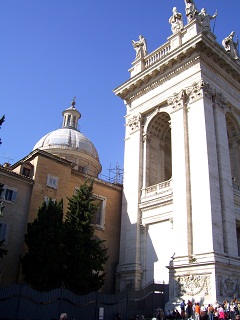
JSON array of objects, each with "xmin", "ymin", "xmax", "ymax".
[
  {"xmin": 198, "ymin": 8, "xmax": 217, "ymax": 31},
  {"xmin": 184, "ymin": 0, "xmax": 198, "ymax": 22},
  {"xmin": 132, "ymin": 35, "xmax": 148, "ymax": 59},
  {"xmin": 169, "ymin": 7, "xmax": 183, "ymax": 34},
  {"xmin": 222, "ymin": 31, "xmax": 239, "ymax": 60}
]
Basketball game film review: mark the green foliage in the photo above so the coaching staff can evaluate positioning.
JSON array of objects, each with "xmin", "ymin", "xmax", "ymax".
[
  {"xmin": 21, "ymin": 199, "xmax": 65, "ymax": 291},
  {"xmin": 22, "ymin": 181, "xmax": 108, "ymax": 294},
  {"xmin": 0, "ymin": 115, "xmax": 5, "ymax": 145},
  {"xmin": 63, "ymin": 180, "xmax": 108, "ymax": 294}
]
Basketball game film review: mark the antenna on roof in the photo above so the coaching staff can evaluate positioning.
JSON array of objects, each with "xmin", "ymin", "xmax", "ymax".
[{"xmin": 1, "ymin": 153, "xmax": 13, "ymax": 166}]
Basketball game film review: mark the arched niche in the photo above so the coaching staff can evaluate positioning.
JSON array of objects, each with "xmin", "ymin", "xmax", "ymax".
[{"xmin": 144, "ymin": 111, "xmax": 172, "ymax": 187}]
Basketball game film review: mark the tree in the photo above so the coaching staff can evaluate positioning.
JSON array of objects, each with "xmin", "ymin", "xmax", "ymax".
[
  {"xmin": 21, "ymin": 199, "xmax": 65, "ymax": 291},
  {"xmin": 0, "ymin": 115, "xmax": 5, "ymax": 145},
  {"xmin": 63, "ymin": 180, "xmax": 108, "ymax": 294},
  {"xmin": 22, "ymin": 180, "xmax": 108, "ymax": 294}
]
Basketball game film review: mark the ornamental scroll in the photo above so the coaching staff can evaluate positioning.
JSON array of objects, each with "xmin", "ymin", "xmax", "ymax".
[{"xmin": 175, "ymin": 274, "xmax": 211, "ymax": 297}]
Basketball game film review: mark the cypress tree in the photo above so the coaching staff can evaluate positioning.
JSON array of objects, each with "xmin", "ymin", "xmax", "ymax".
[
  {"xmin": 63, "ymin": 180, "xmax": 108, "ymax": 294},
  {"xmin": 21, "ymin": 199, "xmax": 65, "ymax": 291}
]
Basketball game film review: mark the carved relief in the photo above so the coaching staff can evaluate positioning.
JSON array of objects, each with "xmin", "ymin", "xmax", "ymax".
[
  {"xmin": 218, "ymin": 276, "xmax": 239, "ymax": 297},
  {"xmin": 167, "ymin": 90, "xmax": 185, "ymax": 110},
  {"xmin": 175, "ymin": 274, "xmax": 211, "ymax": 297},
  {"xmin": 185, "ymin": 80, "xmax": 205, "ymax": 103},
  {"xmin": 127, "ymin": 114, "xmax": 141, "ymax": 132},
  {"xmin": 185, "ymin": 80, "xmax": 227, "ymax": 109}
]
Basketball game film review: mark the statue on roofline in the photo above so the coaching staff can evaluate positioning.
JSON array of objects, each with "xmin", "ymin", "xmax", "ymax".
[
  {"xmin": 169, "ymin": 7, "xmax": 183, "ymax": 34},
  {"xmin": 184, "ymin": 0, "xmax": 198, "ymax": 22},
  {"xmin": 222, "ymin": 31, "xmax": 239, "ymax": 60},
  {"xmin": 198, "ymin": 8, "xmax": 217, "ymax": 32},
  {"xmin": 132, "ymin": 35, "xmax": 148, "ymax": 60}
]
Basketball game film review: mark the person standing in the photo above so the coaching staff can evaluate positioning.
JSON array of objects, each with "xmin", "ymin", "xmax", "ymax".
[
  {"xmin": 208, "ymin": 304, "xmax": 214, "ymax": 320},
  {"xmin": 195, "ymin": 303, "xmax": 200, "ymax": 320}
]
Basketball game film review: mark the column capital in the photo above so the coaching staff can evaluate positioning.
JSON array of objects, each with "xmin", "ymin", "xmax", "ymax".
[
  {"xmin": 127, "ymin": 114, "xmax": 142, "ymax": 132},
  {"xmin": 167, "ymin": 90, "xmax": 185, "ymax": 110}
]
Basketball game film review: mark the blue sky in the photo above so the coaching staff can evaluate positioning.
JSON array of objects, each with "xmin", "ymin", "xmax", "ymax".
[{"xmin": 0, "ymin": 0, "xmax": 239, "ymax": 179}]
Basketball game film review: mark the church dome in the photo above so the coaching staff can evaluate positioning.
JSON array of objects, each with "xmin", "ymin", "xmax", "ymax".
[
  {"xmin": 34, "ymin": 128, "xmax": 100, "ymax": 161},
  {"xmin": 33, "ymin": 98, "xmax": 102, "ymax": 177}
]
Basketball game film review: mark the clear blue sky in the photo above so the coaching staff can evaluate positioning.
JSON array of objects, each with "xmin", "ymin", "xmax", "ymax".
[{"xmin": 0, "ymin": 0, "xmax": 239, "ymax": 179}]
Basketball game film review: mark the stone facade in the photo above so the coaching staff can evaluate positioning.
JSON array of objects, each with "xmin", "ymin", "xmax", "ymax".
[
  {"xmin": 0, "ymin": 165, "xmax": 33, "ymax": 283},
  {"xmin": 114, "ymin": 16, "xmax": 240, "ymax": 306},
  {"xmin": 0, "ymin": 150, "xmax": 122, "ymax": 293}
]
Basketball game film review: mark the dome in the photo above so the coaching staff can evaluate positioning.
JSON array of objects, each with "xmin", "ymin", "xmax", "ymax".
[
  {"xmin": 33, "ymin": 128, "xmax": 100, "ymax": 161},
  {"xmin": 32, "ymin": 98, "xmax": 102, "ymax": 176}
]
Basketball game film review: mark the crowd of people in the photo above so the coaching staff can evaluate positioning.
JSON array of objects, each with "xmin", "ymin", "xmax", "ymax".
[{"xmin": 165, "ymin": 299, "xmax": 240, "ymax": 320}]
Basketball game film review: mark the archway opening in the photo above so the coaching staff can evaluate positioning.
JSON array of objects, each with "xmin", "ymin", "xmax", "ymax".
[{"xmin": 146, "ymin": 112, "xmax": 172, "ymax": 187}]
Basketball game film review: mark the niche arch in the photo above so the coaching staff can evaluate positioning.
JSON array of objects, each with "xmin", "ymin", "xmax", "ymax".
[{"xmin": 144, "ymin": 110, "xmax": 172, "ymax": 187}]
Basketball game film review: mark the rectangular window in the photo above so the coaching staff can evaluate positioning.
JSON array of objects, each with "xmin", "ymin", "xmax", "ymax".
[
  {"xmin": 46, "ymin": 174, "xmax": 59, "ymax": 189},
  {"xmin": 92, "ymin": 195, "xmax": 106, "ymax": 229},
  {"xmin": 22, "ymin": 167, "xmax": 30, "ymax": 177},
  {"xmin": 2, "ymin": 186, "xmax": 17, "ymax": 202},
  {"xmin": 0, "ymin": 222, "xmax": 9, "ymax": 244}
]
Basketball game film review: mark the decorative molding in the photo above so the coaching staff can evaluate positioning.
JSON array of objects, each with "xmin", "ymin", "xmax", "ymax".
[
  {"xmin": 185, "ymin": 80, "xmax": 205, "ymax": 103},
  {"xmin": 175, "ymin": 274, "xmax": 211, "ymax": 297},
  {"xmin": 127, "ymin": 114, "xmax": 141, "ymax": 132},
  {"xmin": 124, "ymin": 56, "xmax": 200, "ymax": 103},
  {"xmin": 167, "ymin": 90, "xmax": 185, "ymax": 110}
]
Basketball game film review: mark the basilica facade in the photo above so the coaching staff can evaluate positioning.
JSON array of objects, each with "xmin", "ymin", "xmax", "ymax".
[
  {"xmin": 114, "ymin": 0, "xmax": 240, "ymax": 307},
  {"xmin": 1, "ymin": 0, "xmax": 240, "ymax": 308}
]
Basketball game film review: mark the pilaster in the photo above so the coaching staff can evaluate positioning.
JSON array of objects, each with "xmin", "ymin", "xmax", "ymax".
[
  {"xmin": 168, "ymin": 90, "xmax": 191, "ymax": 260},
  {"xmin": 117, "ymin": 112, "xmax": 143, "ymax": 290}
]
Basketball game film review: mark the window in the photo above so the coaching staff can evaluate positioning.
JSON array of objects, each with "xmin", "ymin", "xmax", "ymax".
[
  {"xmin": 22, "ymin": 167, "xmax": 30, "ymax": 177},
  {"xmin": 92, "ymin": 195, "xmax": 106, "ymax": 229},
  {"xmin": 1, "ymin": 186, "xmax": 17, "ymax": 202},
  {"xmin": 78, "ymin": 166, "xmax": 88, "ymax": 174},
  {"xmin": 46, "ymin": 174, "xmax": 59, "ymax": 189},
  {"xmin": 0, "ymin": 222, "xmax": 9, "ymax": 244},
  {"xmin": 67, "ymin": 115, "xmax": 71, "ymax": 126}
]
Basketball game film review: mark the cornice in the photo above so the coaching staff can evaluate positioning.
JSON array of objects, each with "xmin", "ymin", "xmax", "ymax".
[{"xmin": 114, "ymin": 32, "xmax": 240, "ymax": 103}]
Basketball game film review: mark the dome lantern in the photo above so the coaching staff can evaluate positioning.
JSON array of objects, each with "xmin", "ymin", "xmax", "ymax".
[
  {"xmin": 62, "ymin": 97, "xmax": 81, "ymax": 129},
  {"xmin": 32, "ymin": 97, "xmax": 102, "ymax": 177}
]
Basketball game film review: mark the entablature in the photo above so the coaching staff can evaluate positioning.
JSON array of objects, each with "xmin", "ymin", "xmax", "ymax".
[{"xmin": 114, "ymin": 25, "xmax": 240, "ymax": 104}]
